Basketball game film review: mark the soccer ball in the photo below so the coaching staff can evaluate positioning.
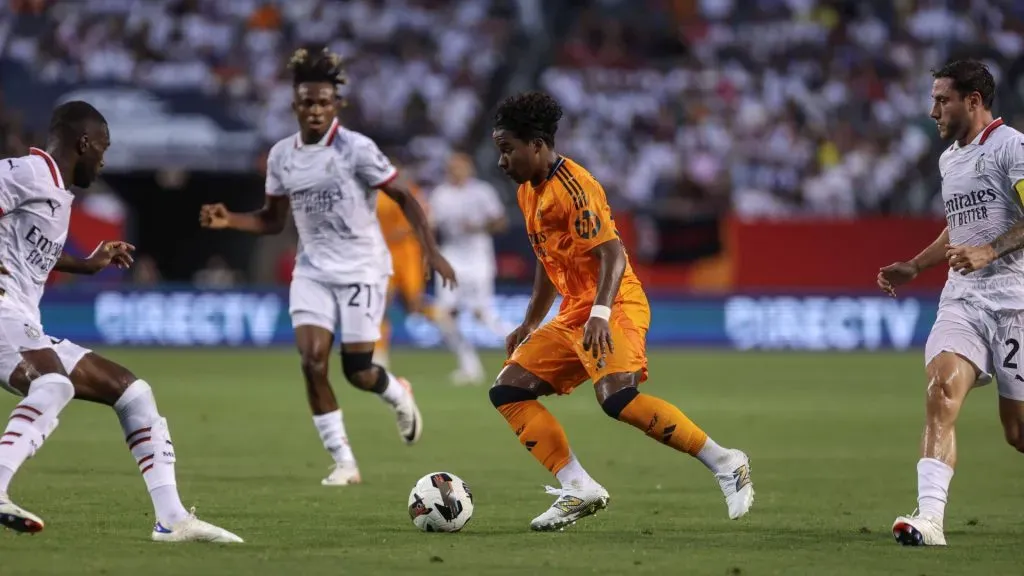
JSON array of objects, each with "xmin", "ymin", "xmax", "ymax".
[{"xmin": 407, "ymin": 472, "xmax": 474, "ymax": 532}]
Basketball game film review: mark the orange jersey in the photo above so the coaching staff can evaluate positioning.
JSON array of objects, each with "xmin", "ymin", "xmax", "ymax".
[{"xmin": 518, "ymin": 156, "xmax": 647, "ymax": 327}]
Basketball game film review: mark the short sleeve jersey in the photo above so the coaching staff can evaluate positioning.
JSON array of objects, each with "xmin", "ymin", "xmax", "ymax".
[
  {"xmin": 0, "ymin": 148, "xmax": 74, "ymax": 324},
  {"xmin": 939, "ymin": 118, "xmax": 1024, "ymax": 310},
  {"xmin": 518, "ymin": 156, "xmax": 647, "ymax": 326},
  {"xmin": 266, "ymin": 118, "xmax": 396, "ymax": 284}
]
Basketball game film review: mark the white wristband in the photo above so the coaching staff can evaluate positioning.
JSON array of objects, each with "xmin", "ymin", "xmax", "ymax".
[{"xmin": 589, "ymin": 305, "xmax": 611, "ymax": 321}]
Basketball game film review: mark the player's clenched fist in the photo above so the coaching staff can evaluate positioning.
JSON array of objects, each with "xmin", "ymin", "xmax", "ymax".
[
  {"xmin": 199, "ymin": 203, "xmax": 231, "ymax": 229},
  {"xmin": 877, "ymin": 261, "xmax": 919, "ymax": 297}
]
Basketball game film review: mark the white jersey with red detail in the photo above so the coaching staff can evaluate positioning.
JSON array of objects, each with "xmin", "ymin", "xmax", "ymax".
[
  {"xmin": 266, "ymin": 118, "xmax": 397, "ymax": 284},
  {"xmin": 0, "ymin": 148, "xmax": 73, "ymax": 324},
  {"xmin": 939, "ymin": 118, "xmax": 1024, "ymax": 310}
]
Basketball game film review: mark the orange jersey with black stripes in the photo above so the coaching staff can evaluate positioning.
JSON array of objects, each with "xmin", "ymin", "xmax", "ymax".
[
  {"xmin": 376, "ymin": 185, "xmax": 426, "ymax": 248},
  {"xmin": 518, "ymin": 156, "xmax": 647, "ymax": 327}
]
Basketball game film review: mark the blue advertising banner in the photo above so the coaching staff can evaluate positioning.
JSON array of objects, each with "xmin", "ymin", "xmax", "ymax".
[{"xmin": 37, "ymin": 286, "xmax": 939, "ymax": 351}]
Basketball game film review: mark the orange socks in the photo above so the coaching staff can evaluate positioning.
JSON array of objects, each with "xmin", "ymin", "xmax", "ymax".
[
  {"xmin": 618, "ymin": 393, "xmax": 708, "ymax": 456},
  {"xmin": 496, "ymin": 400, "xmax": 572, "ymax": 474}
]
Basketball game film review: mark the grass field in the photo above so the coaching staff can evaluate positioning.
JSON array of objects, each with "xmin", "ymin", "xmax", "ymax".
[{"xmin": 0, "ymin": 348, "xmax": 1021, "ymax": 575}]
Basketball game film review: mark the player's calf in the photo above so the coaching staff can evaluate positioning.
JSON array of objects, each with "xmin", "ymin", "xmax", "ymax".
[
  {"xmin": 0, "ymin": 373, "xmax": 74, "ymax": 495},
  {"xmin": 341, "ymin": 350, "xmax": 422, "ymax": 444},
  {"xmin": 595, "ymin": 375, "xmax": 754, "ymax": 519}
]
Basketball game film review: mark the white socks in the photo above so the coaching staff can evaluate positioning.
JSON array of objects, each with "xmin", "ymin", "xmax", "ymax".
[
  {"xmin": 312, "ymin": 410, "xmax": 356, "ymax": 466},
  {"xmin": 377, "ymin": 371, "xmax": 409, "ymax": 407},
  {"xmin": 555, "ymin": 451, "xmax": 598, "ymax": 489},
  {"xmin": 696, "ymin": 437, "xmax": 733, "ymax": 474},
  {"xmin": 115, "ymin": 380, "xmax": 189, "ymax": 527},
  {"xmin": 0, "ymin": 373, "xmax": 74, "ymax": 493},
  {"xmin": 434, "ymin": 312, "xmax": 483, "ymax": 378},
  {"xmin": 917, "ymin": 457, "xmax": 953, "ymax": 523}
]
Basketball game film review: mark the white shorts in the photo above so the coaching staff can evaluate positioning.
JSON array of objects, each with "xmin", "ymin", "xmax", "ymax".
[
  {"xmin": 924, "ymin": 298, "xmax": 1024, "ymax": 400},
  {"xmin": 289, "ymin": 275, "xmax": 389, "ymax": 343},
  {"xmin": 434, "ymin": 270, "xmax": 495, "ymax": 315},
  {"xmin": 0, "ymin": 304, "xmax": 91, "ymax": 396}
]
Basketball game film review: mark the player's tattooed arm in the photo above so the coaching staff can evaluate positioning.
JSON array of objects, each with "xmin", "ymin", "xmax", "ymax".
[
  {"xmin": 989, "ymin": 219, "xmax": 1024, "ymax": 258},
  {"xmin": 55, "ymin": 241, "xmax": 135, "ymax": 274},
  {"xmin": 380, "ymin": 174, "xmax": 457, "ymax": 287},
  {"xmin": 199, "ymin": 196, "xmax": 290, "ymax": 235}
]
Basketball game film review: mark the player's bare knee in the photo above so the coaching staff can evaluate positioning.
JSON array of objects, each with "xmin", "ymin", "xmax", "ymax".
[
  {"xmin": 1004, "ymin": 426, "xmax": 1024, "ymax": 453},
  {"xmin": 595, "ymin": 375, "xmax": 639, "ymax": 418},
  {"xmin": 299, "ymin": 350, "xmax": 330, "ymax": 381},
  {"xmin": 489, "ymin": 383, "xmax": 537, "ymax": 408},
  {"xmin": 491, "ymin": 364, "xmax": 552, "ymax": 404}
]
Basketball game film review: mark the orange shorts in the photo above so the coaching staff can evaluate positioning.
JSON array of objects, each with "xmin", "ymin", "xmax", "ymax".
[
  {"xmin": 388, "ymin": 243, "xmax": 425, "ymax": 311},
  {"xmin": 507, "ymin": 304, "xmax": 650, "ymax": 395}
]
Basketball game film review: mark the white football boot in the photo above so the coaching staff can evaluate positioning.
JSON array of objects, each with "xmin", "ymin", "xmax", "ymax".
[
  {"xmin": 0, "ymin": 493, "xmax": 43, "ymax": 534},
  {"xmin": 151, "ymin": 508, "xmax": 243, "ymax": 543},
  {"xmin": 714, "ymin": 450, "xmax": 754, "ymax": 519},
  {"xmin": 322, "ymin": 463, "xmax": 362, "ymax": 486},
  {"xmin": 392, "ymin": 377, "xmax": 423, "ymax": 445},
  {"xmin": 892, "ymin": 511, "xmax": 947, "ymax": 546},
  {"xmin": 450, "ymin": 369, "xmax": 485, "ymax": 387},
  {"xmin": 530, "ymin": 481, "xmax": 610, "ymax": 532}
]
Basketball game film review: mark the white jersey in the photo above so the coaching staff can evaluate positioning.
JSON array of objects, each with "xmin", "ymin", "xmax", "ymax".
[
  {"xmin": 0, "ymin": 148, "xmax": 73, "ymax": 324},
  {"xmin": 267, "ymin": 118, "xmax": 395, "ymax": 284},
  {"xmin": 939, "ymin": 118, "xmax": 1024, "ymax": 310},
  {"xmin": 429, "ymin": 177, "xmax": 504, "ymax": 276}
]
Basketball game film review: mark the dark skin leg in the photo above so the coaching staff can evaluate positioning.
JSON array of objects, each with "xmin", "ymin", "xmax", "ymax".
[
  {"xmin": 8, "ymin": 352, "xmax": 136, "ymax": 404},
  {"xmin": 6, "ymin": 349, "xmax": 72, "ymax": 395},
  {"xmin": 593, "ymin": 371, "xmax": 643, "ymax": 405},
  {"xmin": 492, "ymin": 363, "xmax": 557, "ymax": 397},
  {"xmin": 295, "ymin": 325, "xmax": 340, "ymax": 415}
]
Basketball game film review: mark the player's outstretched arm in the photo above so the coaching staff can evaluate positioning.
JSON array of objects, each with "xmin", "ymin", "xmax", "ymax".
[
  {"xmin": 381, "ymin": 175, "xmax": 457, "ymax": 288},
  {"xmin": 878, "ymin": 227, "xmax": 949, "ymax": 296},
  {"xmin": 582, "ymin": 239, "xmax": 627, "ymax": 359},
  {"xmin": 55, "ymin": 241, "xmax": 135, "ymax": 275},
  {"xmin": 199, "ymin": 196, "xmax": 290, "ymax": 235}
]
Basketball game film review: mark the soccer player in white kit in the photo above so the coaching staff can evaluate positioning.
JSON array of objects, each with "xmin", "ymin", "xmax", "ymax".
[
  {"xmin": 200, "ymin": 47, "xmax": 457, "ymax": 486},
  {"xmin": 878, "ymin": 60, "xmax": 1024, "ymax": 547},
  {"xmin": 0, "ymin": 101, "xmax": 241, "ymax": 542},
  {"xmin": 429, "ymin": 152, "xmax": 509, "ymax": 385}
]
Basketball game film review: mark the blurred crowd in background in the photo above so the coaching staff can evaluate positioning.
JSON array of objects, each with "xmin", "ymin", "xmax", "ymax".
[{"xmin": 1, "ymin": 0, "xmax": 1023, "ymax": 284}]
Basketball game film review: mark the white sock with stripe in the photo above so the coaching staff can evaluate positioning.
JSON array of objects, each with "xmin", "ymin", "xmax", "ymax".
[
  {"xmin": 115, "ymin": 380, "xmax": 189, "ymax": 527},
  {"xmin": 0, "ymin": 373, "xmax": 74, "ymax": 493}
]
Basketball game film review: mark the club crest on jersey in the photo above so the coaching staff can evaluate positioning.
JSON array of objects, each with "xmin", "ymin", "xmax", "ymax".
[
  {"xmin": 975, "ymin": 153, "xmax": 986, "ymax": 175},
  {"xmin": 574, "ymin": 210, "xmax": 601, "ymax": 240},
  {"xmin": 23, "ymin": 324, "xmax": 40, "ymax": 341}
]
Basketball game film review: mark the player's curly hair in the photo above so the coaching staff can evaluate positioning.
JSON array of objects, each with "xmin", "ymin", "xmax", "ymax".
[
  {"xmin": 493, "ymin": 91, "xmax": 563, "ymax": 146},
  {"xmin": 288, "ymin": 45, "xmax": 347, "ymax": 90},
  {"xmin": 933, "ymin": 59, "xmax": 995, "ymax": 109}
]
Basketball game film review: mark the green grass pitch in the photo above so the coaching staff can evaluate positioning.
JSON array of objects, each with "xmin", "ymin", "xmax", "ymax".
[{"xmin": 0, "ymin": 348, "xmax": 1021, "ymax": 575}]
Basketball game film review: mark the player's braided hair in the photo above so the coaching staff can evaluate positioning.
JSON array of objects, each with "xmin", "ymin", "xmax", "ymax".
[
  {"xmin": 288, "ymin": 46, "xmax": 347, "ymax": 91},
  {"xmin": 933, "ymin": 59, "xmax": 996, "ymax": 109},
  {"xmin": 493, "ymin": 91, "xmax": 563, "ymax": 146}
]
